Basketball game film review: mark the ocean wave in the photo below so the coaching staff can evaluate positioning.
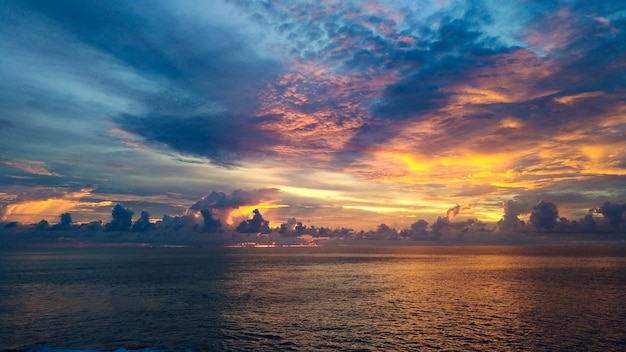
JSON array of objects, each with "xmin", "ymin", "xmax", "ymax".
[{"xmin": 27, "ymin": 347, "xmax": 193, "ymax": 352}]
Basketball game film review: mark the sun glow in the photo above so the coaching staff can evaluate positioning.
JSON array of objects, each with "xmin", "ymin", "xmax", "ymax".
[
  {"xmin": 375, "ymin": 151, "xmax": 516, "ymax": 181},
  {"xmin": 343, "ymin": 205, "xmax": 415, "ymax": 213},
  {"xmin": 0, "ymin": 188, "xmax": 111, "ymax": 224},
  {"xmin": 226, "ymin": 203, "xmax": 289, "ymax": 226}
]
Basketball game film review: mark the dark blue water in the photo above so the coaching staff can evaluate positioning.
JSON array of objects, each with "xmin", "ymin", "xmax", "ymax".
[{"xmin": 1, "ymin": 246, "xmax": 626, "ymax": 351}]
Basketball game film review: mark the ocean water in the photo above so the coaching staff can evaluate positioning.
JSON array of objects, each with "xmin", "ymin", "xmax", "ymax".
[{"xmin": 1, "ymin": 245, "xmax": 625, "ymax": 351}]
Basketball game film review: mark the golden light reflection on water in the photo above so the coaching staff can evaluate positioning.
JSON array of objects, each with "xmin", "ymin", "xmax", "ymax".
[
  {"xmin": 218, "ymin": 246, "xmax": 626, "ymax": 350},
  {"xmin": 2, "ymin": 247, "xmax": 626, "ymax": 350}
]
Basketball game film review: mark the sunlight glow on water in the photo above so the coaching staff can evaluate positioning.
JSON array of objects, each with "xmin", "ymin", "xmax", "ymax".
[{"xmin": 1, "ymin": 246, "xmax": 625, "ymax": 351}]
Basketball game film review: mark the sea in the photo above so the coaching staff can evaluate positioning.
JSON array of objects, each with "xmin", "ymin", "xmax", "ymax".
[{"xmin": 1, "ymin": 245, "xmax": 625, "ymax": 351}]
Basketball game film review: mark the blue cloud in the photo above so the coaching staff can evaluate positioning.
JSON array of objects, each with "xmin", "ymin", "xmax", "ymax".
[{"xmin": 117, "ymin": 113, "xmax": 281, "ymax": 167}]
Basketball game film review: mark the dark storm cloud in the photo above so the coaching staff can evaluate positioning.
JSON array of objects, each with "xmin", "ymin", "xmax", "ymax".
[{"xmin": 116, "ymin": 114, "xmax": 281, "ymax": 167}]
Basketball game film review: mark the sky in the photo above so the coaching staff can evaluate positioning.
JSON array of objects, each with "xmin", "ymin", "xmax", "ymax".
[{"xmin": 1, "ymin": 0, "xmax": 626, "ymax": 231}]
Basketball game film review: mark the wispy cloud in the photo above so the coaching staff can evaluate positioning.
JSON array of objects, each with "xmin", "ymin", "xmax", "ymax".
[
  {"xmin": 0, "ymin": 158, "xmax": 60, "ymax": 177},
  {"xmin": 1, "ymin": 0, "xmax": 625, "ymax": 230}
]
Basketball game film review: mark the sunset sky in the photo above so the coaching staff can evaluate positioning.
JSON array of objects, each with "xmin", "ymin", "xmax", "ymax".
[{"xmin": 1, "ymin": 0, "xmax": 625, "ymax": 231}]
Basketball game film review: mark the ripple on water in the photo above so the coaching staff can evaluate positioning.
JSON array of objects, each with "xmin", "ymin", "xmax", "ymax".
[{"xmin": 1, "ymin": 246, "xmax": 626, "ymax": 351}]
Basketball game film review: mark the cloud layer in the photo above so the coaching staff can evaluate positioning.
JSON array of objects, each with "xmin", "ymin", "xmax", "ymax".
[{"xmin": 1, "ymin": 0, "xmax": 625, "ymax": 230}]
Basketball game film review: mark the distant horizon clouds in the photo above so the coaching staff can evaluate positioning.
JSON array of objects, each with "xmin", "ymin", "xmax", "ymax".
[{"xmin": 1, "ymin": 0, "xmax": 625, "ymax": 231}]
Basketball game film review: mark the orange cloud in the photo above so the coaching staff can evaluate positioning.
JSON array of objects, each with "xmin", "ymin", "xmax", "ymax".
[
  {"xmin": 447, "ymin": 49, "xmax": 559, "ymax": 105},
  {"xmin": 257, "ymin": 62, "xmax": 399, "ymax": 165},
  {"xmin": 0, "ymin": 188, "xmax": 111, "ymax": 224},
  {"xmin": 1, "ymin": 159, "xmax": 60, "ymax": 176},
  {"xmin": 554, "ymin": 91, "xmax": 605, "ymax": 105}
]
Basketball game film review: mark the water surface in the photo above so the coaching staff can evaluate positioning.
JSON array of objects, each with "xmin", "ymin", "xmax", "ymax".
[{"xmin": 1, "ymin": 246, "xmax": 625, "ymax": 351}]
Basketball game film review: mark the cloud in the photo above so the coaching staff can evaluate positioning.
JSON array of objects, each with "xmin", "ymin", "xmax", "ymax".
[
  {"xmin": 554, "ymin": 91, "xmax": 605, "ymax": 105},
  {"xmin": 0, "ymin": 186, "xmax": 107, "ymax": 224},
  {"xmin": 135, "ymin": 1, "xmax": 626, "ymax": 230},
  {"xmin": 0, "ymin": 158, "xmax": 60, "ymax": 176},
  {"xmin": 408, "ymin": 219, "xmax": 429, "ymax": 238},
  {"xmin": 230, "ymin": 1, "xmax": 521, "ymax": 156},
  {"xmin": 236, "ymin": 208, "xmax": 271, "ymax": 233},
  {"xmin": 445, "ymin": 204, "xmax": 460, "ymax": 220},
  {"xmin": 529, "ymin": 200, "xmax": 559, "ymax": 232},
  {"xmin": 445, "ymin": 204, "xmax": 470, "ymax": 220},
  {"xmin": 279, "ymin": 217, "xmax": 300, "ymax": 235},
  {"xmin": 431, "ymin": 216, "xmax": 449, "ymax": 235},
  {"xmin": 200, "ymin": 209, "xmax": 222, "ymax": 233},
  {"xmin": 1, "ymin": 0, "xmax": 625, "ymax": 233},
  {"xmin": 132, "ymin": 210, "xmax": 153, "ymax": 232},
  {"xmin": 255, "ymin": 64, "xmax": 397, "ymax": 166},
  {"xmin": 104, "ymin": 204, "xmax": 134, "ymax": 231},
  {"xmin": 116, "ymin": 114, "xmax": 281, "ymax": 167},
  {"xmin": 429, "ymin": 203, "xmax": 483, "ymax": 235},
  {"xmin": 6, "ymin": 0, "xmax": 286, "ymax": 167},
  {"xmin": 187, "ymin": 188, "xmax": 280, "ymax": 225},
  {"xmin": 498, "ymin": 200, "xmax": 530, "ymax": 231},
  {"xmin": 188, "ymin": 188, "xmax": 280, "ymax": 212},
  {"xmin": 594, "ymin": 201, "xmax": 626, "ymax": 229}
]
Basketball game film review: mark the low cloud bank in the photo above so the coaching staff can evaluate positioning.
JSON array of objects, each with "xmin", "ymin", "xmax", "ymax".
[{"xmin": 2, "ymin": 195, "xmax": 626, "ymax": 248}]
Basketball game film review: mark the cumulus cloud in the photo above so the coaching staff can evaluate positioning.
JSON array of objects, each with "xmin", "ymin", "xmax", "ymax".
[
  {"xmin": 529, "ymin": 200, "xmax": 559, "ymax": 232},
  {"xmin": 187, "ymin": 188, "xmax": 280, "ymax": 225},
  {"xmin": 200, "ymin": 209, "xmax": 222, "ymax": 233},
  {"xmin": 498, "ymin": 200, "xmax": 530, "ymax": 231},
  {"xmin": 104, "ymin": 204, "xmax": 134, "ymax": 232},
  {"xmin": 236, "ymin": 208, "xmax": 271, "ymax": 234},
  {"xmin": 132, "ymin": 210, "xmax": 152, "ymax": 232},
  {"xmin": 594, "ymin": 201, "xmax": 626, "ymax": 229},
  {"xmin": 2, "ymin": 0, "xmax": 626, "ymax": 234},
  {"xmin": 431, "ymin": 216, "xmax": 449, "ymax": 235},
  {"xmin": 279, "ymin": 217, "xmax": 298, "ymax": 234},
  {"xmin": 189, "ymin": 188, "xmax": 279, "ymax": 212},
  {"xmin": 50, "ymin": 212, "xmax": 73, "ymax": 231},
  {"xmin": 60, "ymin": 212, "xmax": 72, "ymax": 226},
  {"xmin": 397, "ymin": 219, "xmax": 430, "ymax": 240}
]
